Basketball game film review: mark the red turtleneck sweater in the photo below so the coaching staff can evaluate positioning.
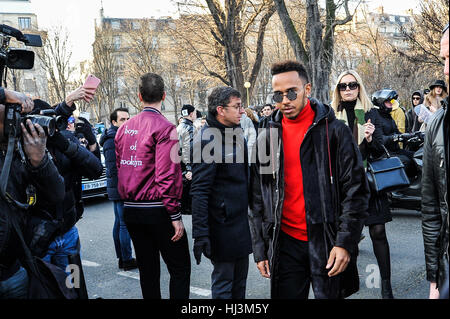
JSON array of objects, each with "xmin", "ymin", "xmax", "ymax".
[{"xmin": 281, "ymin": 99, "xmax": 315, "ymax": 241}]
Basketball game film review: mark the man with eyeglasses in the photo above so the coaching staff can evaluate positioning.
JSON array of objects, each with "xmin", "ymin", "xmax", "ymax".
[
  {"xmin": 190, "ymin": 86, "xmax": 253, "ymax": 299},
  {"xmin": 248, "ymin": 60, "xmax": 369, "ymax": 299}
]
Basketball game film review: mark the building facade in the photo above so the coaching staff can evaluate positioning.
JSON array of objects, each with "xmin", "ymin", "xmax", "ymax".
[{"xmin": 0, "ymin": 0, "xmax": 48, "ymax": 99}]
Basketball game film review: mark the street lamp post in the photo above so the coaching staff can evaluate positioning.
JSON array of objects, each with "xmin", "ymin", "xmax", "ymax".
[{"xmin": 244, "ymin": 81, "xmax": 251, "ymax": 107}]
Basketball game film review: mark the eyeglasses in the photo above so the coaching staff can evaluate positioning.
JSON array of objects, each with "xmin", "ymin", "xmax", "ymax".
[
  {"xmin": 223, "ymin": 105, "xmax": 244, "ymax": 111},
  {"xmin": 337, "ymin": 81, "xmax": 359, "ymax": 91},
  {"xmin": 412, "ymin": 97, "xmax": 421, "ymax": 101},
  {"xmin": 272, "ymin": 89, "xmax": 297, "ymax": 103}
]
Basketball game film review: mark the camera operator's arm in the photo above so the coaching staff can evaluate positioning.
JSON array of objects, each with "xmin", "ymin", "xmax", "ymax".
[
  {"xmin": 48, "ymin": 130, "xmax": 103, "ymax": 180},
  {"xmin": 20, "ymin": 120, "xmax": 65, "ymax": 203},
  {"xmin": 75, "ymin": 117, "xmax": 99, "ymax": 154},
  {"xmin": 0, "ymin": 86, "xmax": 33, "ymax": 113}
]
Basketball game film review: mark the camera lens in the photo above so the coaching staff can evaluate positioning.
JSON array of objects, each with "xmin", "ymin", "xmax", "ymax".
[{"xmin": 24, "ymin": 115, "xmax": 56, "ymax": 137}]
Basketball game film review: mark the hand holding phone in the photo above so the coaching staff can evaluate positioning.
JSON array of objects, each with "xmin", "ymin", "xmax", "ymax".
[{"xmin": 83, "ymin": 75, "xmax": 101, "ymax": 102}]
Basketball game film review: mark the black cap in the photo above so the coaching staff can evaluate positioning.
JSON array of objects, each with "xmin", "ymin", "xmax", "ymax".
[
  {"xmin": 181, "ymin": 104, "xmax": 195, "ymax": 117},
  {"xmin": 429, "ymin": 80, "xmax": 447, "ymax": 93}
]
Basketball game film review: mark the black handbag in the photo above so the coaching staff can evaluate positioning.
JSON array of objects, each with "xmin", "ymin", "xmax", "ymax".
[{"xmin": 366, "ymin": 145, "xmax": 410, "ymax": 193}]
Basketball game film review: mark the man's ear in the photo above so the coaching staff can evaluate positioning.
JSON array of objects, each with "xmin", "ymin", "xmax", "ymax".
[
  {"xmin": 138, "ymin": 92, "xmax": 143, "ymax": 102},
  {"xmin": 304, "ymin": 83, "xmax": 312, "ymax": 98},
  {"xmin": 162, "ymin": 92, "xmax": 166, "ymax": 101}
]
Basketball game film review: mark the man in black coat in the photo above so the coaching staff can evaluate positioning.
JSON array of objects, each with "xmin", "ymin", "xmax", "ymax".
[
  {"xmin": 190, "ymin": 86, "xmax": 252, "ymax": 299},
  {"xmin": 421, "ymin": 23, "xmax": 449, "ymax": 299},
  {"xmin": 28, "ymin": 90, "xmax": 102, "ymax": 299},
  {"xmin": 1, "ymin": 87, "xmax": 65, "ymax": 298},
  {"xmin": 249, "ymin": 61, "xmax": 369, "ymax": 299},
  {"xmin": 100, "ymin": 107, "xmax": 137, "ymax": 271}
]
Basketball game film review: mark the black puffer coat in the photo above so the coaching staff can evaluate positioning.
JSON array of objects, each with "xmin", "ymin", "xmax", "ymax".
[
  {"xmin": 1, "ymin": 152, "xmax": 65, "ymax": 279},
  {"xmin": 422, "ymin": 97, "xmax": 448, "ymax": 287},
  {"xmin": 365, "ymin": 107, "xmax": 400, "ymax": 153},
  {"xmin": 38, "ymin": 130, "xmax": 103, "ymax": 236},
  {"xmin": 249, "ymin": 98, "xmax": 370, "ymax": 298},
  {"xmin": 100, "ymin": 125, "xmax": 120, "ymax": 200}
]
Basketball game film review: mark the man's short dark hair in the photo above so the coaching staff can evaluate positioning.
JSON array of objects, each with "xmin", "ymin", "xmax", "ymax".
[
  {"xmin": 271, "ymin": 60, "xmax": 310, "ymax": 84},
  {"xmin": 207, "ymin": 86, "xmax": 241, "ymax": 116},
  {"xmin": 262, "ymin": 103, "xmax": 274, "ymax": 110},
  {"xmin": 110, "ymin": 107, "xmax": 129, "ymax": 124},
  {"xmin": 139, "ymin": 73, "xmax": 165, "ymax": 104}
]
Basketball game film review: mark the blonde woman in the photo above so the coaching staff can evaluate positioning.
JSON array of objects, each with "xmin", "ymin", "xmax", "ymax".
[
  {"xmin": 424, "ymin": 79, "xmax": 448, "ymax": 113},
  {"xmin": 331, "ymin": 70, "xmax": 394, "ymax": 299}
]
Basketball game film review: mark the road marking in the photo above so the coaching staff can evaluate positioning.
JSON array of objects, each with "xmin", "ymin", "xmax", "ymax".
[
  {"xmin": 82, "ymin": 260, "xmax": 101, "ymax": 267},
  {"xmin": 117, "ymin": 271, "xmax": 212, "ymax": 297},
  {"xmin": 117, "ymin": 271, "xmax": 140, "ymax": 280},
  {"xmin": 189, "ymin": 286, "xmax": 211, "ymax": 297}
]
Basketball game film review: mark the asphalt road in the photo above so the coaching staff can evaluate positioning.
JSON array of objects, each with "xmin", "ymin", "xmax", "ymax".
[{"xmin": 77, "ymin": 197, "xmax": 429, "ymax": 299}]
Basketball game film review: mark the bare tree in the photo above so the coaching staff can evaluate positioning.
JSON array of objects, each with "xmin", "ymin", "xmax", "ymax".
[
  {"xmin": 91, "ymin": 25, "xmax": 120, "ymax": 122},
  {"xmin": 396, "ymin": 0, "xmax": 449, "ymax": 67},
  {"xmin": 175, "ymin": 0, "xmax": 276, "ymax": 106},
  {"xmin": 36, "ymin": 26, "xmax": 74, "ymax": 104},
  {"xmin": 273, "ymin": 0, "xmax": 355, "ymax": 102}
]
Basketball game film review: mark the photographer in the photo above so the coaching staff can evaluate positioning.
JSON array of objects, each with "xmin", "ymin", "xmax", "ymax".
[
  {"xmin": 1, "ymin": 87, "xmax": 65, "ymax": 299},
  {"xmin": 29, "ymin": 88, "xmax": 101, "ymax": 295}
]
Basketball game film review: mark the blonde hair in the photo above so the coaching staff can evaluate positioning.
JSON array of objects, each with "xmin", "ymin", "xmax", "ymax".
[
  {"xmin": 245, "ymin": 108, "xmax": 258, "ymax": 122},
  {"xmin": 425, "ymin": 87, "xmax": 448, "ymax": 109},
  {"xmin": 331, "ymin": 70, "xmax": 373, "ymax": 113}
]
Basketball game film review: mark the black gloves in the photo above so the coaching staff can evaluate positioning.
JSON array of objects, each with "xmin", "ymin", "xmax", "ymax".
[
  {"xmin": 75, "ymin": 117, "xmax": 96, "ymax": 145},
  {"xmin": 47, "ymin": 131, "xmax": 70, "ymax": 153},
  {"xmin": 193, "ymin": 236, "xmax": 211, "ymax": 265}
]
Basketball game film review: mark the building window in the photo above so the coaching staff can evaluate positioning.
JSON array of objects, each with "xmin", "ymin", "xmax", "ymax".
[
  {"xmin": 18, "ymin": 17, "xmax": 31, "ymax": 29},
  {"xmin": 111, "ymin": 21, "xmax": 120, "ymax": 30},
  {"xmin": 113, "ymin": 36, "xmax": 121, "ymax": 50},
  {"xmin": 399, "ymin": 16, "xmax": 405, "ymax": 23},
  {"xmin": 389, "ymin": 16, "xmax": 395, "ymax": 22},
  {"xmin": 132, "ymin": 21, "xmax": 141, "ymax": 30}
]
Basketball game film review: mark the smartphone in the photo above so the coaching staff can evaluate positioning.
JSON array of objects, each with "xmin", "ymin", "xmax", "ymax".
[{"xmin": 83, "ymin": 74, "xmax": 101, "ymax": 91}]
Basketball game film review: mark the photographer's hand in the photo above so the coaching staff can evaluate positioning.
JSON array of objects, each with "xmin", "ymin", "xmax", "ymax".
[
  {"xmin": 65, "ymin": 86, "xmax": 96, "ymax": 106},
  {"xmin": 21, "ymin": 120, "xmax": 46, "ymax": 167},
  {"xmin": 5, "ymin": 89, "xmax": 34, "ymax": 113}
]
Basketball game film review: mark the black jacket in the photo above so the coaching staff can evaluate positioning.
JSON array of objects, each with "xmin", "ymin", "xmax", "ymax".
[
  {"xmin": 421, "ymin": 97, "xmax": 448, "ymax": 286},
  {"xmin": 406, "ymin": 90, "xmax": 425, "ymax": 133},
  {"xmin": 36, "ymin": 130, "xmax": 103, "ymax": 236},
  {"xmin": 100, "ymin": 125, "xmax": 120, "ymax": 200},
  {"xmin": 249, "ymin": 98, "xmax": 369, "ymax": 298},
  {"xmin": 190, "ymin": 114, "xmax": 252, "ymax": 262},
  {"xmin": 365, "ymin": 107, "xmax": 400, "ymax": 153},
  {"xmin": 0, "ymin": 152, "xmax": 65, "ymax": 279}
]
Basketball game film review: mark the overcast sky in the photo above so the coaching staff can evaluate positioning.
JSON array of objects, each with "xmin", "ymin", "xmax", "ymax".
[{"xmin": 31, "ymin": 0, "xmax": 421, "ymax": 66}]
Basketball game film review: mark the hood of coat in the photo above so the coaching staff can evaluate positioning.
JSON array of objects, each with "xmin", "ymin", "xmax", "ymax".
[
  {"xmin": 99, "ymin": 125, "xmax": 118, "ymax": 147},
  {"xmin": 411, "ymin": 90, "xmax": 424, "ymax": 108}
]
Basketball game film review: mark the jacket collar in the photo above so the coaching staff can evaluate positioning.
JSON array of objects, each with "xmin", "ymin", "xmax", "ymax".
[{"xmin": 206, "ymin": 112, "xmax": 241, "ymax": 132}]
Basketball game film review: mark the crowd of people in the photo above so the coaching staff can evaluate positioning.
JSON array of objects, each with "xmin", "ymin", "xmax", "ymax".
[{"xmin": 0, "ymin": 24, "xmax": 448, "ymax": 301}]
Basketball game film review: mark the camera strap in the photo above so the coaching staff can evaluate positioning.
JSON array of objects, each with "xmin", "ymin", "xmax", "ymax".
[{"xmin": 0, "ymin": 134, "xmax": 30, "ymax": 210}]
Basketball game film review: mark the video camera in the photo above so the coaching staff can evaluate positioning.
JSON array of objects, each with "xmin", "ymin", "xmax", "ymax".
[{"xmin": 0, "ymin": 24, "xmax": 57, "ymax": 141}]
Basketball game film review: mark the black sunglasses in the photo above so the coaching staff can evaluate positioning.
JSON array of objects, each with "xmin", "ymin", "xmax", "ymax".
[
  {"xmin": 273, "ymin": 89, "xmax": 297, "ymax": 103},
  {"xmin": 337, "ymin": 81, "xmax": 359, "ymax": 91},
  {"xmin": 412, "ymin": 96, "xmax": 421, "ymax": 101}
]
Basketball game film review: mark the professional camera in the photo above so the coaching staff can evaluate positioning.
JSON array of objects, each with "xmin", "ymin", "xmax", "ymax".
[
  {"xmin": 0, "ymin": 103, "xmax": 56, "ymax": 140},
  {"xmin": 0, "ymin": 24, "xmax": 53, "ymax": 142},
  {"xmin": 1, "ymin": 24, "xmax": 42, "ymax": 74}
]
